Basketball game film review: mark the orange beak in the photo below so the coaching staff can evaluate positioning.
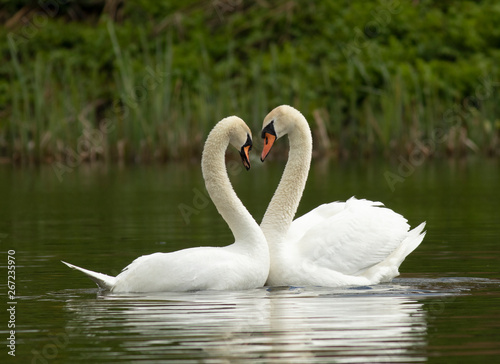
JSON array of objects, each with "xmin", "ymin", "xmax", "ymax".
[
  {"xmin": 241, "ymin": 144, "xmax": 251, "ymax": 170},
  {"xmin": 261, "ymin": 132, "xmax": 276, "ymax": 162},
  {"xmin": 240, "ymin": 134, "xmax": 252, "ymax": 170}
]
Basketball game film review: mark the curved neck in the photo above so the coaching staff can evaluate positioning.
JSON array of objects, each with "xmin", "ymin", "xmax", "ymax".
[
  {"xmin": 261, "ymin": 117, "xmax": 312, "ymax": 245},
  {"xmin": 201, "ymin": 125, "xmax": 262, "ymax": 245}
]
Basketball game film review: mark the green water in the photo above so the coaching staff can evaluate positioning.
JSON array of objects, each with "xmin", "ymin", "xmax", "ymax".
[{"xmin": 1, "ymin": 157, "xmax": 499, "ymax": 363}]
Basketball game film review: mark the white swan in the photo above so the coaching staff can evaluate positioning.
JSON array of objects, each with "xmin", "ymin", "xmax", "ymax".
[
  {"xmin": 63, "ymin": 116, "xmax": 269, "ymax": 292},
  {"xmin": 260, "ymin": 105, "xmax": 426, "ymax": 287}
]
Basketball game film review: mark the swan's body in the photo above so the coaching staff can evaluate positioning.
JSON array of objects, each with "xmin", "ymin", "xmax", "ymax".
[
  {"xmin": 63, "ymin": 116, "xmax": 269, "ymax": 292},
  {"xmin": 260, "ymin": 105, "xmax": 426, "ymax": 287}
]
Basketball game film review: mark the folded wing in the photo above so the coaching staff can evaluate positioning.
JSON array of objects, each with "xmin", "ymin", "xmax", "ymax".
[{"xmin": 288, "ymin": 197, "xmax": 423, "ymax": 277}]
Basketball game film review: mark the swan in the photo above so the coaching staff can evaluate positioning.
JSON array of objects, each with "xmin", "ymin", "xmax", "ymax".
[
  {"xmin": 62, "ymin": 116, "xmax": 269, "ymax": 292},
  {"xmin": 260, "ymin": 105, "xmax": 426, "ymax": 287}
]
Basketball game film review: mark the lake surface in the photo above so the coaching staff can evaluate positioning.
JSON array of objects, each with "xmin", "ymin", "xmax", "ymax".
[{"xmin": 1, "ymin": 157, "xmax": 499, "ymax": 363}]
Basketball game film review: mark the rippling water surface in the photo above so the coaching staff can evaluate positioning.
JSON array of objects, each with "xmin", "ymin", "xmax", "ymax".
[{"xmin": 1, "ymin": 158, "xmax": 499, "ymax": 363}]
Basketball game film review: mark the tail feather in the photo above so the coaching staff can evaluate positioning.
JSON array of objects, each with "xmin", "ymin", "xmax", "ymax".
[
  {"xmin": 62, "ymin": 261, "xmax": 116, "ymax": 290},
  {"xmin": 382, "ymin": 222, "xmax": 426, "ymax": 270},
  {"xmin": 399, "ymin": 222, "xmax": 426, "ymax": 262},
  {"xmin": 361, "ymin": 222, "xmax": 426, "ymax": 283}
]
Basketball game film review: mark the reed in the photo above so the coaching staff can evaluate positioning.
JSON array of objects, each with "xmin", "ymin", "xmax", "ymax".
[{"xmin": 2, "ymin": 0, "xmax": 499, "ymax": 164}]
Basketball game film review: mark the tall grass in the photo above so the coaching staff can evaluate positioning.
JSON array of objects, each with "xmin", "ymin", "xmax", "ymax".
[{"xmin": 2, "ymin": 0, "xmax": 500, "ymax": 164}]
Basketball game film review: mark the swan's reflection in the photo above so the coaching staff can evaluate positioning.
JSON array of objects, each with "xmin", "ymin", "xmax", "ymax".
[
  {"xmin": 64, "ymin": 284, "xmax": 427, "ymax": 363},
  {"xmin": 266, "ymin": 286, "xmax": 426, "ymax": 363}
]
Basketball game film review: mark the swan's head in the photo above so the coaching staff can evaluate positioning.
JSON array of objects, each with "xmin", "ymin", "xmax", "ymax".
[
  {"xmin": 261, "ymin": 105, "xmax": 303, "ymax": 161},
  {"xmin": 227, "ymin": 117, "xmax": 253, "ymax": 170}
]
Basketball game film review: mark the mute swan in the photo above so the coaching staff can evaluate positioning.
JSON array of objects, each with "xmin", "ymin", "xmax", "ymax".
[
  {"xmin": 63, "ymin": 116, "xmax": 269, "ymax": 292},
  {"xmin": 260, "ymin": 105, "xmax": 426, "ymax": 287}
]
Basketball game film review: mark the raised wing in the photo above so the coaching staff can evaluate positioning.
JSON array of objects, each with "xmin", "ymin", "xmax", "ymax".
[{"xmin": 287, "ymin": 197, "xmax": 412, "ymax": 276}]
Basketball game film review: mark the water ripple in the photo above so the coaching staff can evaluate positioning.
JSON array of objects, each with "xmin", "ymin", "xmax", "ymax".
[{"xmin": 59, "ymin": 279, "xmax": 482, "ymax": 363}]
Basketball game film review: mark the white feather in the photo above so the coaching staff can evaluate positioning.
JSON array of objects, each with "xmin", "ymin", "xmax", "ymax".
[
  {"xmin": 261, "ymin": 105, "xmax": 426, "ymax": 287},
  {"xmin": 63, "ymin": 117, "xmax": 269, "ymax": 292}
]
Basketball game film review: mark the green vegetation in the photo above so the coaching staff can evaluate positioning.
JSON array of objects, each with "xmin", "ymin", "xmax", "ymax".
[{"xmin": 1, "ymin": 0, "xmax": 500, "ymax": 164}]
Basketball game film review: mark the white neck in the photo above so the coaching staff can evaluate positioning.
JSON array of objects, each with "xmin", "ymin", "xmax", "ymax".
[
  {"xmin": 260, "ymin": 114, "xmax": 312, "ymax": 247},
  {"xmin": 201, "ymin": 122, "xmax": 263, "ymax": 246}
]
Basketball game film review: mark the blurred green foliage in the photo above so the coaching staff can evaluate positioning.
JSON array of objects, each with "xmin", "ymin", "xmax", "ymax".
[{"xmin": 1, "ymin": 0, "xmax": 499, "ymax": 163}]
